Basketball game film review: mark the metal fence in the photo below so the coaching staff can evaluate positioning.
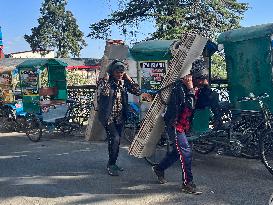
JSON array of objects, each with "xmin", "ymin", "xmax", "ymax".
[
  {"xmin": 211, "ymin": 79, "xmax": 229, "ymax": 102},
  {"xmin": 67, "ymin": 85, "xmax": 96, "ymax": 125}
]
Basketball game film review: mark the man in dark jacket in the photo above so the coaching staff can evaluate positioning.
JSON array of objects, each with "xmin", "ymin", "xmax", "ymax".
[
  {"xmin": 98, "ymin": 60, "xmax": 150, "ymax": 176},
  {"xmin": 192, "ymin": 60, "xmax": 220, "ymax": 128},
  {"xmin": 152, "ymin": 59, "xmax": 215, "ymax": 194}
]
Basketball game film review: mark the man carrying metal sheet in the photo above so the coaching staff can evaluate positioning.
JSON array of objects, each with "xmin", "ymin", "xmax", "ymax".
[
  {"xmin": 97, "ymin": 60, "xmax": 151, "ymax": 176},
  {"xmin": 152, "ymin": 59, "xmax": 216, "ymax": 195}
]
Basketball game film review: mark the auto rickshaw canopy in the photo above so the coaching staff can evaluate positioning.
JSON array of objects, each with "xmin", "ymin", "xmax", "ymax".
[
  {"xmin": 129, "ymin": 40, "xmax": 175, "ymax": 61},
  {"xmin": 16, "ymin": 59, "xmax": 68, "ymax": 113},
  {"xmin": 218, "ymin": 23, "xmax": 273, "ymax": 43},
  {"xmin": 16, "ymin": 58, "xmax": 67, "ymax": 70},
  {"xmin": 217, "ymin": 23, "xmax": 273, "ymax": 111}
]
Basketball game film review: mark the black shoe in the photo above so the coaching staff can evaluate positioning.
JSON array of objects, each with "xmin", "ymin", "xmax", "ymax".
[
  {"xmin": 182, "ymin": 182, "xmax": 202, "ymax": 195},
  {"xmin": 107, "ymin": 165, "xmax": 119, "ymax": 176},
  {"xmin": 152, "ymin": 165, "xmax": 167, "ymax": 184},
  {"xmin": 188, "ymin": 181, "xmax": 196, "ymax": 189},
  {"xmin": 114, "ymin": 164, "xmax": 124, "ymax": 171}
]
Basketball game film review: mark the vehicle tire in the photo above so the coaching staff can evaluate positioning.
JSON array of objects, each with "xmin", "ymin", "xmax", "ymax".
[
  {"xmin": 193, "ymin": 138, "xmax": 216, "ymax": 154},
  {"xmin": 260, "ymin": 130, "xmax": 273, "ymax": 175},
  {"xmin": 59, "ymin": 121, "xmax": 81, "ymax": 137},
  {"xmin": 192, "ymin": 132, "xmax": 216, "ymax": 154},
  {"xmin": 144, "ymin": 132, "xmax": 171, "ymax": 166},
  {"xmin": 15, "ymin": 116, "xmax": 27, "ymax": 132},
  {"xmin": 25, "ymin": 115, "xmax": 42, "ymax": 142},
  {"xmin": 240, "ymin": 129, "xmax": 260, "ymax": 159},
  {"xmin": 234, "ymin": 117, "xmax": 260, "ymax": 159},
  {"xmin": 0, "ymin": 106, "xmax": 16, "ymax": 132}
]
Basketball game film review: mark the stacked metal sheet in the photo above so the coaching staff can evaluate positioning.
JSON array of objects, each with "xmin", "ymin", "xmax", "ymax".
[{"xmin": 129, "ymin": 33, "xmax": 208, "ymax": 158}]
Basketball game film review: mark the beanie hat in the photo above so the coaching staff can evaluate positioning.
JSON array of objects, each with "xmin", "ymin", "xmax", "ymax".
[
  {"xmin": 190, "ymin": 59, "xmax": 209, "ymax": 79},
  {"xmin": 107, "ymin": 60, "xmax": 125, "ymax": 76}
]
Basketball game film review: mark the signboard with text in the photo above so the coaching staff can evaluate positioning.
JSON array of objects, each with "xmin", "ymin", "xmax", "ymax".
[
  {"xmin": 20, "ymin": 69, "xmax": 39, "ymax": 96},
  {"xmin": 140, "ymin": 61, "xmax": 167, "ymax": 95}
]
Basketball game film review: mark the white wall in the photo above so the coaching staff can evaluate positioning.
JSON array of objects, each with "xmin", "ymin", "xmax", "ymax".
[
  {"xmin": 126, "ymin": 59, "xmax": 140, "ymax": 105},
  {"xmin": 10, "ymin": 51, "xmax": 55, "ymax": 58}
]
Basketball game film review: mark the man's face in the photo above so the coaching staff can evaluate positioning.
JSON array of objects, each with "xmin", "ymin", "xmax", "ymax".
[
  {"xmin": 113, "ymin": 70, "xmax": 124, "ymax": 81},
  {"xmin": 193, "ymin": 77, "xmax": 208, "ymax": 88}
]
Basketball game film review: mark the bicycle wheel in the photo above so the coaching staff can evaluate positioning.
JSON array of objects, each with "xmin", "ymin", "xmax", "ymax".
[
  {"xmin": 240, "ymin": 128, "xmax": 260, "ymax": 159},
  {"xmin": 234, "ymin": 115, "xmax": 261, "ymax": 159},
  {"xmin": 145, "ymin": 133, "xmax": 171, "ymax": 166},
  {"xmin": 25, "ymin": 115, "xmax": 42, "ymax": 142},
  {"xmin": 193, "ymin": 138, "xmax": 216, "ymax": 154},
  {"xmin": 260, "ymin": 130, "xmax": 273, "ymax": 175},
  {"xmin": 192, "ymin": 132, "xmax": 216, "ymax": 154},
  {"xmin": 58, "ymin": 120, "xmax": 81, "ymax": 136}
]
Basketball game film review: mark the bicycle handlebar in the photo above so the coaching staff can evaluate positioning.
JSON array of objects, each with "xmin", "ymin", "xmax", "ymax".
[{"xmin": 237, "ymin": 93, "xmax": 269, "ymax": 102}]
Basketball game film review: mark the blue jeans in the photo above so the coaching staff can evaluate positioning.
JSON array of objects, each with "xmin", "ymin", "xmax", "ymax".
[{"xmin": 157, "ymin": 131, "xmax": 193, "ymax": 185}]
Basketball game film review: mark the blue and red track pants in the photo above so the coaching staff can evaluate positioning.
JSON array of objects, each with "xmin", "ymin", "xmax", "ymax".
[{"xmin": 157, "ymin": 131, "xmax": 193, "ymax": 185}]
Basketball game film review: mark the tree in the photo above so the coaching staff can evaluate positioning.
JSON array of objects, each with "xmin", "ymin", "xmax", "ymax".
[
  {"xmin": 25, "ymin": 0, "xmax": 87, "ymax": 58},
  {"xmin": 88, "ymin": 0, "xmax": 249, "ymax": 40},
  {"xmin": 211, "ymin": 53, "xmax": 227, "ymax": 80}
]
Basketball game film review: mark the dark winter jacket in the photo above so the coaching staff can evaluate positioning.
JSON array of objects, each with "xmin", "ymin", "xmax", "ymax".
[
  {"xmin": 195, "ymin": 84, "xmax": 219, "ymax": 110},
  {"xmin": 162, "ymin": 81, "xmax": 219, "ymax": 138},
  {"xmin": 97, "ymin": 77, "xmax": 141, "ymax": 126},
  {"xmin": 163, "ymin": 80, "xmax": 196, "ymax": 127}
]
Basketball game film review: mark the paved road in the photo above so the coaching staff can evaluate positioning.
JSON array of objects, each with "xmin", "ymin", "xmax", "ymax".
[{"xmin": 0, "ymin": 132, "xmax": 272, "ymax": 205}]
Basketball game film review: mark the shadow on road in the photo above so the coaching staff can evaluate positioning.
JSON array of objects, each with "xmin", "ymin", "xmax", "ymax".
[{"xmin": 0, "ymin": 131, "xmax": 272, "ymax": 205}]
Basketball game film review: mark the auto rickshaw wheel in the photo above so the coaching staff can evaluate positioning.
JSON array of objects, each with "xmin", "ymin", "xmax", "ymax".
[
  {"xmin": 260, "ymin": 130, "xmax": 273, "ymax": 175},
  {"xmin": 25, "ymin": 115, "xmax": 42, "ymax": 142},
  {"xmin": 18, "ymin": 116, "xmax": 27, "ymax": 131},
  {"xmin": 0, "ymin": 106, "xmax": 16, "ymax": 132}
]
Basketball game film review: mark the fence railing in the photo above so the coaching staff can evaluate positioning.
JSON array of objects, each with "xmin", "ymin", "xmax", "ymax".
[
  {"xmin": 67, "ymin": 85, "xmax": 96, "ymax": 125},
  {"xmin": 211, "ymin": 79, "xmax": 229, "ymax": 102}
]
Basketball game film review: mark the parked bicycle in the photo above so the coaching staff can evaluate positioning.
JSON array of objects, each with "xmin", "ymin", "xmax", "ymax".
[
  {"xmin": 193, "ymin": 93, "xmax": 273, "ymax": 175},
  {"xmin": 25, "ymin": 99, "xmax": 81, "ymax": 142}
]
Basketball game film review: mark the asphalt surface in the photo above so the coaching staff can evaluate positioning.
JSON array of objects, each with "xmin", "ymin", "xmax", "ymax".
[{"xmin": 0, "ymin": 131, "xmax": 272, "ymax": 205}]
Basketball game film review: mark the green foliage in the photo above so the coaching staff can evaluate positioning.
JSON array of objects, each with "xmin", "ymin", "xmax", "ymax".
[
  {"xmin": 66, "ymin": 70, "xmax": 97, "ymax": 86},
  {"xmin": 88, "ymin": 0, "xmax": 249, "ymax": 40},
  {"xmin": 211, "ymin": 53, "xmax": 227, "ymax": 80},
  {"xmin": 24, "ymin": 0, "xmax": 87, "ymax": 57},
  {"xmin": 40, "ymin": 68, "xmax": 97, "ymax": 86}
]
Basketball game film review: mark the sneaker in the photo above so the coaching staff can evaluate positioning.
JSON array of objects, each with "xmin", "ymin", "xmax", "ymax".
[
  {"xmin": 189, "ymin": 181, "xmax": 197, "ymax": 189},
  {"xmin": 107, "ymin": 165, "xmax": 119, "ymax": 176},
  {"xmin": 182, "ymin": 182, "xmax": 202, "ymax": 195},
  {"xmin": 114, "ymin": 164, "xmax": 124, "ymax": 172},
  {"xmin": 152, "ymin": 165, "xmax": 167, "ymax": 184}
]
